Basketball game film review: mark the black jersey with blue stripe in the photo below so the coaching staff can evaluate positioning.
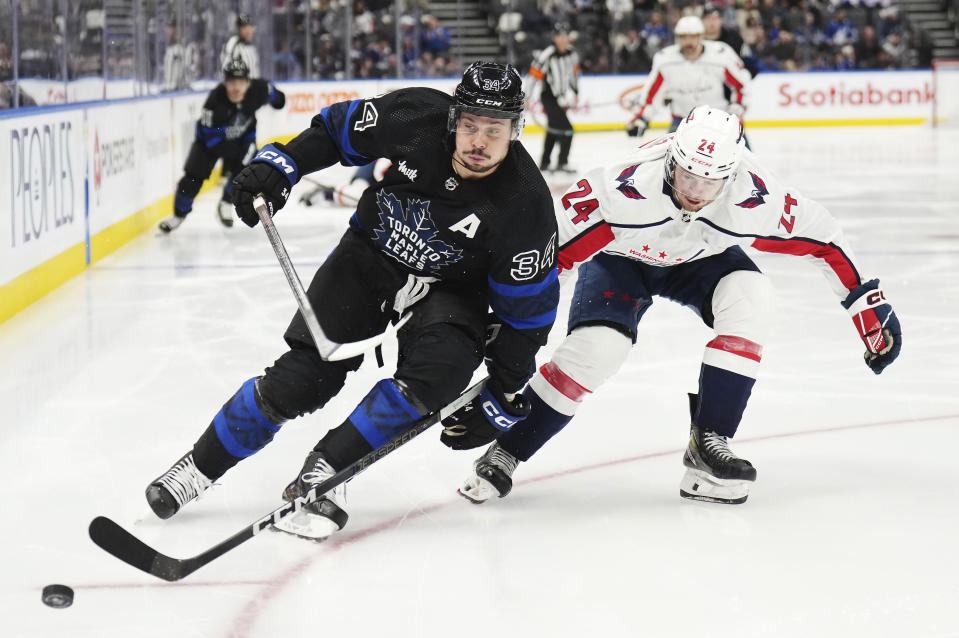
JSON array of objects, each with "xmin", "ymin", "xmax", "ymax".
[
  {"xmin": 196, "ymin": 79, "xmax": 280, "ymax": 148},
  {"xmin": 280, "ymin": 87, "xmax": 559, "ymax": 390}
]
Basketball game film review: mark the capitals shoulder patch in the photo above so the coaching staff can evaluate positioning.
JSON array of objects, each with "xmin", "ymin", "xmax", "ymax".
[{"xmin": 736, "ymin": 171, "xmax": 770, "ymax": 209}]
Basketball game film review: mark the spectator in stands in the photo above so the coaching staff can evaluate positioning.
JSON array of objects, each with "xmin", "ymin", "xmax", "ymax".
[
  {"xmin": 420, "ymin": 14, "xmax": 451, "ymax": 55},
  {"xmin": 353, "ymin": 1, "xmax": 376, "ymax": 36},
  {"xmin": 221, "ymin": 13, "xmax": 260, "ymax": 77},
  {"xmin": 640, "ymin": 11, "xmax": 670, "ymax": 61},
  {"xmin": 824, "ymin": 9, "xmax": 858, "ymax": 47},
  {"xmin": 795, "ymin": 9, "xmax": 825, "ymax": 49},
  {"xmin": 0, "ymin": 42, "xmax": 11, "ymax": 82},
  {"xmin": 617, "ymin": 28, "xmax": 653, "ymax": 73},
  {"xmin": 771, "ymin": 29, "xmax": 799, "ymax": 70},
  {"xmin": 274, "ymin": 40, "xmax": 302, "ymax": 80},
  {"xmin": 855, "ymin": 25, "xmax": 883, "ymax": 68},
  {"xmin": 836, "ymin": 44, "xmax": 856, "ymax": 71},
  {"xmin": 704, "ymin": 2, "xmax": 758, "ymax": 76},
  {"xmin": 737, "ymin": 0, "xmax": 762, "ymax": 33},
  {"xmin": 877, "ymin": 7, "xmax": 905, "ymax": 41},
  {"xmin": 0, "ymin": 82, "xmax": 38, "ymax": 109},
  {"xmin": 882, "ymin": 33, "xmax": 908, "ymax": 68}
]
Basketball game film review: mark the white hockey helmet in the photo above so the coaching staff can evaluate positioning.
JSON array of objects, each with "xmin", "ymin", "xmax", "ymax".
[
  {"xmin": 669, "ymin": 105, "xmax": 745, "ymax": 180},
  {"xmin": 665, "ymin": 105, "xmax": 745, "ymax": 206},
  {"xmin": 674, "ymin": 16, "xmax": 705, "ymax": 35}
]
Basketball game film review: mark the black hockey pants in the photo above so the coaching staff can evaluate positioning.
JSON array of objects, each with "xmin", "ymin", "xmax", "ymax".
[
  {"xmin": 540, "ymin": 91, "xmax": 573, "ymax": 169},
  {"xmin": 256, "ymin": 229, "xmax": 488, "ymax": 424},
  {"xmin": 174, "ymin": 139, "xmax": 256, "ymax": 216}
]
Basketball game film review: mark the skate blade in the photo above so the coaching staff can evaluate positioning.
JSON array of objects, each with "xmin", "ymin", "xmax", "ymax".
[
  {"xmin": 457, "ymin": 475, "xmax": 499, "ymax": 504},
  {"xmin": 457, "ymin": 487, "xmax": 487, "ymax": 504},
  {"xmin": 269, "ymin": 525, "xmax": 331, "ymax": 544},
  {"xmin": 680, "ymin": 468, "xmax": 751, "ymax": 505}
]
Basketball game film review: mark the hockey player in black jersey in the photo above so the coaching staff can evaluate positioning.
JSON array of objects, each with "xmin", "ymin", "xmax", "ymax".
[
  {"xmin": 145, "ymin": 61, "xmax": 560, "ymax": 540},
  {"xmin": 158, "ymin": 58, "xmax": 285, "ymax": 233}
]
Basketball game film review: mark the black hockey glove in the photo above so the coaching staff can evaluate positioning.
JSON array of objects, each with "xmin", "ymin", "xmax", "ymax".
[
  {"xmin": 440, "ymin": 378, "xmax": 531, "ymax": 450},
  {"xmin": 268, "ymin": 82, "xmax": 286, "ymax": 109},
  {"xmin": 232, "ymin": 144, "xmax": 298, "ymax": 227},
  {"xmin": 625, "ymin": 115, "xmax": 648, "ymax": 138},
  {"xmin": 841, "ymin": 278, "xmax": 902, "ymax": 374}
]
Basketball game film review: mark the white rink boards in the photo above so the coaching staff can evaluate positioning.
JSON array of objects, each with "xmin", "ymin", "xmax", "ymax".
[{"xmin": 1, "ymin": 126, "xmax": 958, "ymax": 638}]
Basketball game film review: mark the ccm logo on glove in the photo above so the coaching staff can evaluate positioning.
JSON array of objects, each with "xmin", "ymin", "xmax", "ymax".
[
  {"xmin": 253, "ymin": 147, "xmax": 298, "ymax": 181},
  {"xmin": 482, "ymin": 398, "xmax": 522, "ymax": 430}
]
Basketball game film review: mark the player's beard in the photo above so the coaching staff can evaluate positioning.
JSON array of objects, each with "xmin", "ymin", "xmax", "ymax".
[{"xmin": 452, "ymin": 147, "xmax": 506, "ymax": 178}]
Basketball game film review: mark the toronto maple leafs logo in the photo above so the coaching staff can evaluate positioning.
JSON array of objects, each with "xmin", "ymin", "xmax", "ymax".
[
  {"xmin": 615, "ymin": 164, "xmax": 645, "ymax": 200},
  {"xmin": 735, "ymin": 171, "xmax": 769, "ymax": 209},
  {"xmin": 373, "ymin": 191, "xmax": 463, "ymax": 274}
]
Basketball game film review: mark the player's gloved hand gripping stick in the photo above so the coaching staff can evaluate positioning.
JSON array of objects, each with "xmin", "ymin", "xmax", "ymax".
[{"xmin": 842, "ymin": 278, "xmax": 902, "ymax": 374}]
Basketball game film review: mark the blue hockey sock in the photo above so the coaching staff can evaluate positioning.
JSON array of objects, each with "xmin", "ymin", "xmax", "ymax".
[
  {"xmin": 173, "ymin": 191, "xmax": 194, "ymax": 215},
  {"xmin": 694, "ymin": 364, "xmax": 756, "ymax": 438},
  {"xmin": 497, "ymin": 388, "xmax": 573, "ymax": 462},
  {"xmin": 212, "ymin": 378, "xmax": 282, "ymax": 458},
  {"xmin": 347, "ymin": 379, "xmax": 424, "ymax": 449}
]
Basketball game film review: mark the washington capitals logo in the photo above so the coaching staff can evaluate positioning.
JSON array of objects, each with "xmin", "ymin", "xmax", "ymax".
[
  {"xmin": 373, "ymin": 191, "xmax": 462, "ymax": 274},
  {"xmin": 736, "ymin": 172, "xmax": 769, "ymax": 209},
  {"xmin": 615, "ymin": 164, "xmax": 645, "ymax": 200}
]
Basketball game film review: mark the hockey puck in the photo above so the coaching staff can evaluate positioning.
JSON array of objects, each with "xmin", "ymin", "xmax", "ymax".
[{"xmin": 41, "ymin": 584, "xmax": 74, "ymax": 608}]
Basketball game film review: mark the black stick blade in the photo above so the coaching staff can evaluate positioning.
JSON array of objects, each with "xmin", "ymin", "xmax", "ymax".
[{"xmin": 88, "ymin": 516, "xmax": 183, "ymax": 582}]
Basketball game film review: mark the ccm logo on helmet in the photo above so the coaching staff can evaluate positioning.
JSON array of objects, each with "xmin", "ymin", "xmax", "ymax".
[{"xmin": 476, "ymin": 98, "xmax": 504, "ymax": 107}]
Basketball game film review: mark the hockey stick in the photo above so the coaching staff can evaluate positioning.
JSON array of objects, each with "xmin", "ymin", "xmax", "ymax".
[
  {"xmin": 254, "ymin": 196, "xmax": 406, "ymax": 360},
  {"xmin": 526, "ymin": 111, "xmax": 574, "ymax": 137},
  {"xmin": 89, "ymin": 376, "xmax": 486, "ymax": 582}
]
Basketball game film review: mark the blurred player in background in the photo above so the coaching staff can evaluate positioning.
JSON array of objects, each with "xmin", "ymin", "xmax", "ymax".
[
  {"xmin": 626, "ymin": 16, "xmax": 751, "ymax": 145},
  {"xmin": 453, "ymin": 106, "xmax": 902, "ymax": 506},
  {"xmin": 525, "ymin": 22, "xmax": 581, "ymax": 173},
  {"xmin": 158, "ymin": 59, "xmax": 285, "ymax": 233}
]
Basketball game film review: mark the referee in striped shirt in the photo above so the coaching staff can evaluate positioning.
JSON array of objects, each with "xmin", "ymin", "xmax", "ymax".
[{"xmin": 525, "ymin": 23, "xmax": 581, "ymax": 173}]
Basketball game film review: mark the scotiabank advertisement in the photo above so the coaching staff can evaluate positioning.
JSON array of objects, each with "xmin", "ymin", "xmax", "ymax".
[
  {"xmin": 751, "ymin": 70, "xmax": 932, "ymax": 122},
  {"xmin": 259, "ymin": 71, "xmax": 935, "ymax": 140}
]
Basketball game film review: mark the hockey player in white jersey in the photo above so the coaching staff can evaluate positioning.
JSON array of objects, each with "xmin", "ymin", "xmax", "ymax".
[
  {"xmin": 449, "ymin": 105, "xmax": 902, "ymax": 505},
  {"xmin": 626, "ymin": 16, "xmax": 751, "ymax": 139}
]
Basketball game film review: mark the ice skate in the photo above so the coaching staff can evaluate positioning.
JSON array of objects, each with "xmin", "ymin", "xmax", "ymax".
[
  {"xmin": 145, "ymin": 452, "xmax": 213, "ymax": 519},
  {"xmin": 554, "ymin": 163, "xmax": 576, "ymax": 174},
  {"xmin": 273, "ymin": 451, "xmax": 348, "ymax": 541},
  {"xmin": 216, "ymin": 199, "xmax": 234, "ymax": 227},
  {"xmin": 458, "ymin": 442, "xmax": 519, "ymax": 504},
  {"xmin": 680, "ymin": 426, "xmax": 756, "ymax": 504},
  {"xmin": 158, "ymin": 214, "xmax": 185, "ymax": 233}
]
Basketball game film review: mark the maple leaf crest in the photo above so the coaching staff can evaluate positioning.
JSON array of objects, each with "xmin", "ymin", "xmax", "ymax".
[{"xmin": 372, "ymin": 191, "xmax": 463, "ymax": 274}]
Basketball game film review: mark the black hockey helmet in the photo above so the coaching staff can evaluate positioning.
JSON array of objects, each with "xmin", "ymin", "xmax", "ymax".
[
  {"xmin": 449, "ymin": 61, "xmax": 525, "ymax": 140},
  {"xmin": 236, "ymin": 13, "xmax": 254, "ymax": 29},
  {"xmin": 553, "ymin": 21, "xmax": 571, "ymax": 36},
  {"xmin": 223, "ymin": 57, "xmax": 250, "ymax": 80}
]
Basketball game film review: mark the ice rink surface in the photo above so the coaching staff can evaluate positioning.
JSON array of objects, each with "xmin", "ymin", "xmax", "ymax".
[{"xmin": 2, "ymin": 126, "xmax": 959, "ymax": 637}]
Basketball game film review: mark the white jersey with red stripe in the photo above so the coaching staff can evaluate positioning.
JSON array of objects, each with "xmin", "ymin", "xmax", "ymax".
[
  {"xmin": 557, "ymin": 135, "xmax": 866, "ymax": 299},
  {"xmin": 633, "ymin": 41, "xmax": 750, "ymax": 121}
]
